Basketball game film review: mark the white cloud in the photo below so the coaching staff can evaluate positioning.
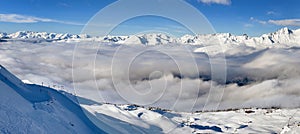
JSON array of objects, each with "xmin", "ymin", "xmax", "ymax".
[
  {"xmin": 267, "ymin": 11, "xmax": 277, "ymax": 16},
  {"xmin": 244, "ymin": 23, "xmax": 254, "ymax": 28},
  {"xmin": 0, "ymin": 14, "xmax": 83, "ymax": 25},
  {"xmin": 198, "ymin": 0, "xmax": 231, "ymax": 5},
  {"xmin": 250, "ymin": 17, "xmax": 300, "ymax": 26},
  {"xmin": 58, "ymin": 2, "xmax": 72, "ymax": 7},
  {"xmin": 250, "ymin": 17, "xmax": 267, "ymax": 25},
  {"xmin": 0, "ymin": 41, "xmax": 299, "ymax": 111},
  {"xmin": 268, "ymin": 19, "xmax": 300, "ymax": 26}
]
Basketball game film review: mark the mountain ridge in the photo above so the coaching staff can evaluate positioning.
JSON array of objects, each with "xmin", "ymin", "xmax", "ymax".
[{"xmin": 1, "ymin": 27, "xmax": 300, "ymax": 46}]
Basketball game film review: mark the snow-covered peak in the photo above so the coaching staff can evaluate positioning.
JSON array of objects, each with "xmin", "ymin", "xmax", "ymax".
[
  {"xmin": 0, "ymin": 32, "xmax": 8, "ymax": 39},
  {"xmin": 5, "ymin": 31, "xmax": 91, "ymax": 40},
  {"xmin": 261, "ymin": 27, "xmax": 293, "ymax": 38},
  {"xmin": 2, "ymin": 27, "xmax": 300, "ymax": 47},
  {"xmin": 103, "ymin": 33, "xmax": 175, "ymax": 45},
  {"xmin": 260, "ymin": 27, "xmax": 295, "ymax": 44},
  {"xmin": 134, "ymin": 33, "xmax": 175, "ymax": 45},
  {"xmin": 276, "ymin": 27, "xmax": 293, "ymax": 35}
]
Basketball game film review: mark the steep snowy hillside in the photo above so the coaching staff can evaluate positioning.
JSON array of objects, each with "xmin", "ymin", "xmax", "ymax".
[
  {"xmin": 1, "ymin": 27, "xmax": 299, "ymax": 47},
  {"xmin": 0, "ymin": 65, "xmax": 106, "ymax": 133}
]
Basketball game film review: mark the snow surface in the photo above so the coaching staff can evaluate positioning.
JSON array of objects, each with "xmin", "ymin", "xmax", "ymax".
[
  {"xmin": 83, "ymin": 104, "xmax": 300, "ymax": 133},
  {"xmin": 0, "ymin": 65, "xmax": 106, "ymax": 133}
]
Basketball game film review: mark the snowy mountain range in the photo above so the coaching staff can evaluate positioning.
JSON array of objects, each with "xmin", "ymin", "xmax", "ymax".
[
  {"xmin": 0, "ymin": 31, "xmax": 90, "ymax": 40},
  {"xmin": 1, "ymin": 27, "xmax": 300, "ymax": 46}
]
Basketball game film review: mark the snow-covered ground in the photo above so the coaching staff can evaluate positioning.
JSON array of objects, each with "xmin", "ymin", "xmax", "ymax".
[
  {"xmin": 83, "ymin": 104, "xmax": 300, "ymax": 133},
  {"xmin": 0, "ymin": 65, "xmax": 105, "ymax": 133}
]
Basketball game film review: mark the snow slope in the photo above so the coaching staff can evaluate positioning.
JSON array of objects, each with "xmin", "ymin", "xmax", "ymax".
[
  {"xmin": 83, "ymin": 104, "xmax": 300, "ymax": 133},
  {"xmin": 0, "ymin": 65, "xmax": 106, "ymax": 133}
]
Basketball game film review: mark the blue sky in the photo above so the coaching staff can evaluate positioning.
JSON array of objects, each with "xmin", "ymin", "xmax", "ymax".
[{"xmin": 0, "ymin": 0, "xmax": 300, "ymax": 37}]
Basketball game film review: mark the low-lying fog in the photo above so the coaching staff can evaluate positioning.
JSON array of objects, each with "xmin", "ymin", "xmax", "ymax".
[{"xmin": 1, "ymin": 41, "xmax": 299, "ymax": 111}]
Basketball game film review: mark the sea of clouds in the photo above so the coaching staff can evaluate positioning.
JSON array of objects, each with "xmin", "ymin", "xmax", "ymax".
[{"xmin": 0, "ymin": 41, "xmax": 299, "ymax": 112}]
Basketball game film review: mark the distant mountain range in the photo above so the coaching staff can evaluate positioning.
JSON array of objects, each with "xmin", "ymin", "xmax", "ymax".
[{"xmin": 1, "ymin": 27, "xmax": 300, "ymax": 47}]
